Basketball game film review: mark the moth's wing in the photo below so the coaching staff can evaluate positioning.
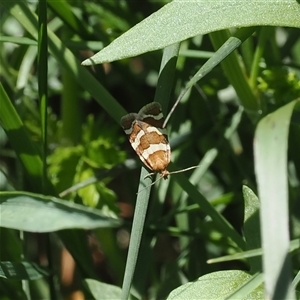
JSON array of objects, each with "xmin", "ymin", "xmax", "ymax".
[
  {"xmin": 131, "ymin": 122, "xmax": 154, "ymax": 170},
  {"xmin": 136, "ymin": 122, "xmax": 171, "ymax": 172},
  {"xmin": 121, "ymin": 114, "xmax": 152, "ymax": 170},
  {"xmin": 120, "ymin": 103, "xmax": 171, "ymax": 173},
  {"xmin": 137, "ymin": 102, "xmax": 169, "ymax": 144},
  {"xmin": 120, "ymin": 113, "xmax": 137, "ymax": 138},
  {"xmin": 137, "ymin": 102, "xmax": 164, "ymax": 130},
  {"xmin": 137, "ymin": 103, "xmax": 171, "ymax": 172},
  {"xmin": 120, "ymin": 112, "xmax": 153, "ymax": 169}
]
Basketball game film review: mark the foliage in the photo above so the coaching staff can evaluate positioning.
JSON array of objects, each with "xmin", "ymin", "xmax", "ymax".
[{"xmin": 0, "ymin": 1, "xmax": 300, "ymax": 299}]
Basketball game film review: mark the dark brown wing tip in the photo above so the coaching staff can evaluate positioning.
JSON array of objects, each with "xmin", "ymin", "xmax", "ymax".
[
  {"xmin": 139, "ymin": 102, "xmax": 162, "ymax": 113},
  {"xmin": 120, "ymin": 113, "xmax": 137, "ymax": 128}
]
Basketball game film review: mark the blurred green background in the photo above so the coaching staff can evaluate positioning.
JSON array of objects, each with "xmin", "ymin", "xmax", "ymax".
[{"xmin": 0, "ymin": 1, "xmax": 300, "ymax": 299}]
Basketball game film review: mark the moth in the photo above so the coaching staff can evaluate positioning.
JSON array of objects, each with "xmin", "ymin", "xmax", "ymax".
[
  {"xmin": 121, "ymin": 102, "xmax": 198, "ymax": 183},
  {"xmin": 120, "ymin": 102, "xmax": 171, "ymax": 179}
]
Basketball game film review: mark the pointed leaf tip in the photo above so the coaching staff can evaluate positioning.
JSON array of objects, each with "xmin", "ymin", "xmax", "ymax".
[{"xmin": 81, "ymin": 58, "xmax": 95, "ymax": 66}]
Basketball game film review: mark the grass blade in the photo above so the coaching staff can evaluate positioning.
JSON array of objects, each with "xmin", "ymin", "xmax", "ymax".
[
  {"xmin": 121, "ymin": 43, "xmax": 180, "ymax": 300},
  {"xmin": 4, "ymin": 1, "xmax": 126, "ymax": 123},
  {"xmin": 254, "ymin": 99, "xmax": 300, "ymax": 299}
]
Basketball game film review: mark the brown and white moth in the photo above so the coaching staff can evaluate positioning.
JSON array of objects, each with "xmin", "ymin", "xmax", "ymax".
[{"xmin": 120, "ymin": 102, "xmax": 171, "ymax": 179}]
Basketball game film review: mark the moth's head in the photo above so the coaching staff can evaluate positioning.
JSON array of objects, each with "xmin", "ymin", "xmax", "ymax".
[{"xmin": 160, "ymin": 169, "xmax": 170, "ymax": 179}]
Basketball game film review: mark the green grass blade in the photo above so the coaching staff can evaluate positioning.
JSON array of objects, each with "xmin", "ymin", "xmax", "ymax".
[
  {"xmin": 292, "ymin": 270, "xmax": 300, "ymax": 291},
  {"xmin": 249, "ymin": 27, "xmax": 274, "ymax": 90},
  {"xmin": 207, "ymin": 239, "xmax": 300, "ymax": 264},
  {"xmin": 121, "ymin": 169, "xmax": 152, "ymax": 300},
  {"xmin": 209, "ymin": 29, "xmax": 258, "ymax": 113},
  {"xmin": 61, "ymin": 64, "xmax": 82, "ymax": 143},
  {"xmin": 17, "ymin": 45, "xmax": 37, "ymax": 90},
  {"xmin": 0, "ymin": 83, "xmax": 54, "ymax": 194},
  {"xmin": 164, "ymin": 28, "xmax": 257, "ymax": 128},
  {"xmin": 155, "ymin": 43, "xmax": 181, "ymax": 114},
  {"xmin": 37, "ymin": 2, "xmax": 53, "ymax": 297},
  {"xmin": 121, "ymin": 43, "xmax": 180, "ymax": 300},
  {"xmin": 254, "ymin": 99, "xmax": 300, "ymax": 299},
  {"xmin": 37, "ymin": 0, "xmax": 48, "ymax": 189},
  {"xmin": 172, "ymin": 168, "xmax": 245, "ymax": 250},
  {"xmin": 4, "ymin": 1, "xmax": 126, "ymax": 123},
  {"xmin": 47, "ymin": 0, "xmax": 91, "ymax": 38},
  {"xmin": 0, "ymin": 36, "xmax": 37, "ymax": 45}
]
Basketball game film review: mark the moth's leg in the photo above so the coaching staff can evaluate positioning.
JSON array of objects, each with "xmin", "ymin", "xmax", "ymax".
[{"xmin": 144, "ymin": 172, "xmax": 156, "ymax": 179}]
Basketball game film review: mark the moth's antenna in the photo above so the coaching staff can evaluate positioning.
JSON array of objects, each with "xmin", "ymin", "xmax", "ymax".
[
  {"xmin": 163, "ymin": 86, "xmax": 189, "ymax": 128},
  {"xmin": 168, "ymin": 165, "xmax": 199, "ymax": 175}
]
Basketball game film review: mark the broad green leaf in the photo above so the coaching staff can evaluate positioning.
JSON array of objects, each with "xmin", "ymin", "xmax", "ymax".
[
  {"xmin": 254, "ymin": 99, "xmax": 300, "ymax": 299},
  {"xmin": 225, "ymin": 273, "xmax": 264, "ymax": 300},
  {"xmin": 0, "ymin": 192, "xmax": 120, "ymax": 232},
  {"xmin": 82, "ymin": 0, "xmax": 300, "ymax": 65},
  {"xmin": 167, "ymin": 270, "xmax": 263, "ymax": 299},
  {"xmin": 0, "ymin": 261, "xmax": 48, "ymax": 280}
]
